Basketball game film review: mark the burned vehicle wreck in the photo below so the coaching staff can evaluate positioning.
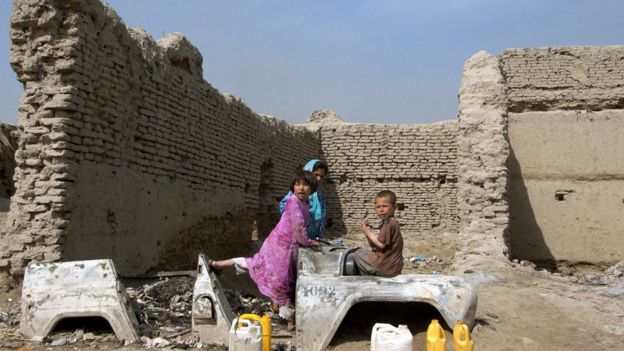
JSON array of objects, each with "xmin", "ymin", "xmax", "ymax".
[
  {"xmin": 192, "ymin": 244, "xmax": 478, "ymax": 350},
  {"xmin": 18, "ymin": 243, "xmax": 477, "ymax": 350}
]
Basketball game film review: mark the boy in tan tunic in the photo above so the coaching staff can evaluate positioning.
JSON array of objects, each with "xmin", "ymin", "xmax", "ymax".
[{"xmin": 353, "ymin": 190, "xmax": 404, "ymax": 277}]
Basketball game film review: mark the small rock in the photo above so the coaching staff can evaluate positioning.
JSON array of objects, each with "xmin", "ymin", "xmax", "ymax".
[
  {"xmin": 521, "ymin": 337, "xmax": 534, "ymax": 344},
  {"xmin": 485, "ymin": 312, "xmax": 499, "ymax": 319},
  {"xmin": 83, "ymin": 332, "xmax": 95, "ymax": 341},
  {"xmin": 2, "ymin": 341, "xmax": 23, "ymax": 349},
  {"xmin": 101, "ymin": 335, "xmax": 117, "ymax": 342},
  {"xmin": 70, "ymin": 329, "xmax": 84, "ymax": 343}
]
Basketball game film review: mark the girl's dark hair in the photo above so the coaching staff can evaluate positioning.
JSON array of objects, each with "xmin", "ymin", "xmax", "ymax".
[
  {"xmin": 290, "ymin": 170, "xmax": 318, "ymax": 193},
  {"xmin": 312, "ymin": 160, "xmax": 328, "ymax": 173}
]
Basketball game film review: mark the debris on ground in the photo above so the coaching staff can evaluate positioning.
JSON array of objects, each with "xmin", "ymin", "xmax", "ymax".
[
  {"xmin": 591, "ymin": 260, "xmax": 624, "ymax": 297},
  {"xmin": 2, "ymin": 259, "xmax": 622, "ymax": 350},
  {"xmin": 405, "ymin": 254, "xmax": 451, "ymax": 274}
]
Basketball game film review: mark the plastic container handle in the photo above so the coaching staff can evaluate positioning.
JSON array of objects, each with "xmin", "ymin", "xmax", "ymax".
[
  {"xmin": 453, "ymin": 321, "xmax": 474, "ymax": 351},
  {"xmin": 239, "ymin": 314, "xmax": 271, "ymax": 351},
  {"xmin": 234, "ymin": 318, "xmax": 252, "ymax": 336},
  {"xmin": 426, "ymin": 320, "xmax": 446, "ymax": 351}
]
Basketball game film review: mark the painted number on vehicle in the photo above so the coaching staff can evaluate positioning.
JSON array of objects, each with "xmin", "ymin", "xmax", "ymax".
[{"xmin": 302, "ymin": 285, "xmax": 337, "ymax": 298}]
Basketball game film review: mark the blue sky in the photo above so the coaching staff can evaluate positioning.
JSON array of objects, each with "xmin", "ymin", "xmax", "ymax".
[{"xmin": 1, "ymin": 0, "xmax": 623, "ymax": 125}]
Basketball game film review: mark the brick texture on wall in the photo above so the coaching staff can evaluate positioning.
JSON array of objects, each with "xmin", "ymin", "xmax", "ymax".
[
  {"xmin": 501, "ymin": 46, "xmax": 624, "ymax": 112},
  {"xmin": 318, "ymin": 122, "xmax": 459, "ymax": 238},
  {"xmin": 1, "ymin": 0, "xmax": 319, "ymax": 274}
]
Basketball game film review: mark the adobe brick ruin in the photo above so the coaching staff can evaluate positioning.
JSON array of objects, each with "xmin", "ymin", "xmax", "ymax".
[{"xmin": 1, "ymin": 0, "xmax": 623, "ymax": 275}]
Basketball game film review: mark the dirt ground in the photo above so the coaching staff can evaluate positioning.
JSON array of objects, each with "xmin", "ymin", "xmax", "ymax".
[{"xmin": 1, "ymin": 233, "xmax": 623, "ymax": 350}]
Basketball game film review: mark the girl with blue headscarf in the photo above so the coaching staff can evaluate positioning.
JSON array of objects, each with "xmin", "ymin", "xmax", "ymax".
[{"xmin": 280, "ymin": 159, "xmax": 328, "ymax": 240}]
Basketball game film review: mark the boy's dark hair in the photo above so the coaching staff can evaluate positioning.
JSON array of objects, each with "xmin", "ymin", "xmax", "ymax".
[
  {"xmin": 376, "ymin": 190, "xmax": 397, "ymax": 205},
  {"xmin": 290, "ymin": 170, "xmax": 318, "ymax": 193},
  {"xmin": 312, "ymin": 160, "xmax": 328, "ymax": 173}
]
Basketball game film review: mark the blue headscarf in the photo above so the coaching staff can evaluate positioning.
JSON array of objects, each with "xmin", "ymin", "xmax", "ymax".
[
  {"xmin": 302, "ymin": 159, "xmax": 324, "ymax": 222},
  {"xmin": 279, "ymin": 159, "xmax": 327, "ymax": 239}
]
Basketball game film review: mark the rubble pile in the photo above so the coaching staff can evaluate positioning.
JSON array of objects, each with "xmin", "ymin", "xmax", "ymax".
[
  {"xmin": 224, "ymin": 290, "xmax": 273, "ymax": 316},
  {"xmin": 589, "ymin": 260, "xmax": 624, "ymax": 297},
  {"xmin": 126, "ymin": 276, "xmax": 200, "ymax": 349},
  {"xmin": 128, "ymin": 277, "xmax": 194, "ymax": 337}
]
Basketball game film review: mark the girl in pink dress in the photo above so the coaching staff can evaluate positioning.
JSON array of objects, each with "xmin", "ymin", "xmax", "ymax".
[{"xmin": 210, "ymin": 170, "xmax": 319, "ymax": 330}]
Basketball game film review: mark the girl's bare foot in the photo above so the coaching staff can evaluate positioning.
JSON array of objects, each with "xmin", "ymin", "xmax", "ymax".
[{"xmin": 287, "ymin": 321, "xmax": 296, "ymax": 331}]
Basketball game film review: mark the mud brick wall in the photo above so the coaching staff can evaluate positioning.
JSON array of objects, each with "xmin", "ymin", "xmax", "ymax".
[
  {"xmin": 318, "ymin": 122, "xmax": 459, "ymax": 244},
  {"xmin": 1, "ymin": 0, "xmax": 319, "ymax": 274},
  {"xmin": 501, "ymin": 46, "xmax": 624, "ymax": 265},
  {"xmin": 501, "ymin": 46, "xmax": 624, "ymax": 112}
]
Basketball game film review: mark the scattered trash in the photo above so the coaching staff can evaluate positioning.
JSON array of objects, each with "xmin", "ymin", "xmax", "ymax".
[
  {"xmin": 330, "ymin": 238, "xmax": 343, "ymax": 246},
  {"xmin": 50, "ymin": 336, "xmax": 67, "ymax": 346},
  {"xmin": 409, "ymin": 255, "xmax": 426, "ymax": 262}
]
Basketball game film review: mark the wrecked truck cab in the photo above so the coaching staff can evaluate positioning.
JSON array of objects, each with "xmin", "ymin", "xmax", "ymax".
[
  {"xmin": 19, "ymin": 259, "xmax": 140, "ymax": 343},
  {"xmin": 193, "ymin": 247, "xmax": 477, "ymax": 351},
  {"xmin": 295, "ymin": 245, "xmax": 478, "ymax": 351}
]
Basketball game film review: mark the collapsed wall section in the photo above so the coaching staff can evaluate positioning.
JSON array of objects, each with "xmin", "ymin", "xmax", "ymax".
[
  {"xmin": 501, "ymin": 46, "xmax": 624, "ymax": 265},
  {"xmin": 1, "ymin": 0, "xmax": 319, "ymax": 275},
  {"xmin": 318, "ymin": 122, "xmax": 459, "ymax": 249}
]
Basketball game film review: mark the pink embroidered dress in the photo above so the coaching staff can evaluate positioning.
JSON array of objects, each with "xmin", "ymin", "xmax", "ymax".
[{"xmin": 245, "ymin": 194, "xmax": 316, "ymax": 308}]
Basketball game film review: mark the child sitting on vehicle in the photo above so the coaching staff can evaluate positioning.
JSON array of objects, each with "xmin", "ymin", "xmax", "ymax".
[{"xmin": 352, "ymin": 190, "xmax": 404, "ymax": 277}]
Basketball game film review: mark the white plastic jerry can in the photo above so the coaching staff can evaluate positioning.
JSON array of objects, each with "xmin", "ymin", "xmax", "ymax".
[
  {"xmin": 229, "ymin": 318, "xmax": 263, "ymax": 351},
  {"xmin": 371, "ymin": 323, "xmax": 413, "ymax": 351}
]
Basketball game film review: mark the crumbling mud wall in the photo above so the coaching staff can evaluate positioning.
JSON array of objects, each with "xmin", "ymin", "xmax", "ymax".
[
  {"xmin": 502, "ymin": 46, "xmax": 624, "ymax": 266},
  {"xmin": 317, "ymin": 122, "xmax": 459, "ymax": 249},
  {"xmin": 454, "ymin": 51, "xmax": 510, "ymax": 271},
  {"xmin": 1, "ymin": 0, "xmax": 319, "ymax": 274}
]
